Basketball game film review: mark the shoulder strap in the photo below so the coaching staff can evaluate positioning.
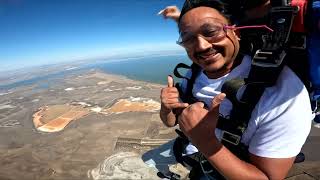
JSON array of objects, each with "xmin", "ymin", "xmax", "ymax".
[
  {"xmin": 173, "ymin": 63, "xmax": 202, "ymax": 105},
  {"xmin": 185, "ymin": 63, "xmax": 202, "ymax": 104}
]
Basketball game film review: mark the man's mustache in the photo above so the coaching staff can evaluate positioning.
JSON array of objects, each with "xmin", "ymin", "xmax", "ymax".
[{"xmin": 194, "ymin": 47, "xmax": 223, "ymax": 58}]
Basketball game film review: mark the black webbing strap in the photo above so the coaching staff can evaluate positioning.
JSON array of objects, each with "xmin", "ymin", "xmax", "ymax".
[
  {"xmin": 185, "ymin": 64, "xmax": 202, "ymax": 104},
  {"xmin": 218, "ymin": 62, "xmax": 283, "ymax": 160},
  {"xmin": 270, "ymin": 0, "xmax": 288, "ymax": 7},
  {"xmin": 173, "ymin": 63, "xmax": 202, "ymax": 105},
  {"xmin": 173, "ymin": 63, "xmax": 202, "ymax": 125},
  {"xmin": 173, "ymin": 63, "xmax": 192, "ymax": 79}
]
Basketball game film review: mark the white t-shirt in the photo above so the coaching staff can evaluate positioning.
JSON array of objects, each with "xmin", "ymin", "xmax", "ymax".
[{"xmin": 181, "ymin": 55, "xmax": 313, "ymax": 158}]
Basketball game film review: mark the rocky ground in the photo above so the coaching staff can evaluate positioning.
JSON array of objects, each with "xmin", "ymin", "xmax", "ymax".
[{"xmin": 0, "ymin": 70, "xmax": 319, "ymax": 180}]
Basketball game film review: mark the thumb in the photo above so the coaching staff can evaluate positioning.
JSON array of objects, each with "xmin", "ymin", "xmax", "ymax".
[
  {"xmin": 167, "ymin": 75, "xmax": 174, "ymax": 87},
  {"xmin": 209, "ymin": 93, "xmax": 226, "ymax": 112}
]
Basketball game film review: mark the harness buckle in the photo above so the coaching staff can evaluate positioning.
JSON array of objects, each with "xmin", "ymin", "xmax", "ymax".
[
  {"xmin": 221, "ymin": 131, "xmax": 241, "ymax": 146},
  {"xmin": 252, "ymin": 49, "xmax": 286, "ymax": 67},
  {"xmin": 200, "ymin": 157, "xmax": 214, "ymax": 174}
]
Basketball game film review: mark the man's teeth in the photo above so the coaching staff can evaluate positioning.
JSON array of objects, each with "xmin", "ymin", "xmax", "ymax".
[{"xmin": 200, "ymin": 53, "xmax": 217, "ymax": 59}]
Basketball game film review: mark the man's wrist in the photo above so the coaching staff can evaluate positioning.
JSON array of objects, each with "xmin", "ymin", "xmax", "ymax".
[{"xmin": 197, "ymin": 136, "xmax": 222, "ymax": 157}]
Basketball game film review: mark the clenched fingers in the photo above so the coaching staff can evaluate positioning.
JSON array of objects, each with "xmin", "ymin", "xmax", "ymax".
[
  {"xmin": 161, "ymin": 87, "xmax": 179, "ymax": 95},
  {"xmin": 165, "ymin": 88, "xmax": 179, "ymax": 93}
]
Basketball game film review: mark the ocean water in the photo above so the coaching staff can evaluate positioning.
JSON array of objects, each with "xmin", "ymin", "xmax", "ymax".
[
  {"xmin": 0, "ymin": 54, "xmax": 192, "ymax": 90},
  {"xmin": 0, "ymin": 70, "xmax": 70, "ymax": 90},
  {"xmin": 89, "ymin": 54, "xmax": 191, "ymax": 85}
]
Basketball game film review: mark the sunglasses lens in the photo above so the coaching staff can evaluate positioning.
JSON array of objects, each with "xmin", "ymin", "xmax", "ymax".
[{"xmin": 177, "ymin": 20, "xmax": 227, "ymax": 48}]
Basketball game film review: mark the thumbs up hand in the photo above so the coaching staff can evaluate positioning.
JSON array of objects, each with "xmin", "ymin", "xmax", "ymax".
[
  {"xmin": 160, "ymin": 75, "xmax": 189, "ymax": 127},
  {"xmin": 160, "ymin": 75, "xmax": 189, "ymax": 111},
  {"xmin": 178, "ymin": 93, "xmax": 226, "ymax": 152}
]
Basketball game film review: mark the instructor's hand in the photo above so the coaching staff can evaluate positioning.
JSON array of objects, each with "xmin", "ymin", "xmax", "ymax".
[{"xmin": 158, "ymin": 6, "xmax": 181, "ymax": 22}]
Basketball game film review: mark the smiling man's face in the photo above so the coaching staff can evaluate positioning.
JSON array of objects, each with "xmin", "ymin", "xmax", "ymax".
[{"xmin": 179, "ymin": 7, "xmax": 240, "ymax": 79}]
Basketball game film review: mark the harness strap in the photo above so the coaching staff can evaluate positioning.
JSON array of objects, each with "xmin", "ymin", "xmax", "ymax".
[
  {"xmin": 216, "ymin": 3, "xmax": 298, "ymax": 159},
  {"xmin": 173, "ymin": 63, "xmax": 192, "ymax": 79},
  {"xmin": 220, "ymin": 78, "xmax": 246, "ymax": 106},
  {"xmin": 271, "ymin": 0, "xmax": 289, "ymax": 7},
  {"xmin": 197, "ymin": 71, "xmax": 277, "ymax": 174},
  {"xmin": 185, "ymin": 64, "xmax": 202, "ymax": 104},
  {"xmin": 174, "ymin": 63, "xmax": 202, "ymax": 105}
]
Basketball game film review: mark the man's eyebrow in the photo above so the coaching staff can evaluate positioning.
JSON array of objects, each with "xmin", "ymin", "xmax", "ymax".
[
  {"xmin": 180, "ymin": 31, "xmax": 191, "ymax": 36},
  {"xmin": 179, "ymin": 25, "xmax": 193, "ymax": 34},
  {"xmin": 201, "ymin": 23, "xmax": 214, "ymax": 29},
  {"xmin": 203, "ymin": 17, "xmax": 226, "ymax": 24}
]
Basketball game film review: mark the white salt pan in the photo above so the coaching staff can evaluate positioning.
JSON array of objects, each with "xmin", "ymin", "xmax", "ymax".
[
  {"xmin": 65, "ymin": 88, "xmax": 74, "ymax": 91},
  {"xmin": 0, "ymin": 105, "xmax": 15, "ymax": 110},
  {"xmin": 125, "ymin": 86, "xmax": 142, "ymax": 90},
  {"xmin": 91, "ymin": 107, "xmax": 102, "ymax": 112}
]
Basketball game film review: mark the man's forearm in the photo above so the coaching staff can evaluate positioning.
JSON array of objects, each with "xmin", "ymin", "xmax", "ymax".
[{"xmin": 200, "ymin": 139, "xmax": 268, "ymax": 180}]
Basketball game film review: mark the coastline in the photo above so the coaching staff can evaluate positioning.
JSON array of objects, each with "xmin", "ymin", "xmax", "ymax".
[{"xmin": 0, "ymin": 53, "xmax": 188, "ymax": 89}]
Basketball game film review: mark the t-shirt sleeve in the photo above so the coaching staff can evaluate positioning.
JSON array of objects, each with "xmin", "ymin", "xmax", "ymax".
[{"xmin": 248, "ymin": 69, "xmax": 313, "ymax": 158}]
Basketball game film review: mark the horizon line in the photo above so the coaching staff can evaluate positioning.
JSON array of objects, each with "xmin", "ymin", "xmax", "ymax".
[{"xmin": 0, "ymin": 50, "xmax": 186, "ymax": 74}]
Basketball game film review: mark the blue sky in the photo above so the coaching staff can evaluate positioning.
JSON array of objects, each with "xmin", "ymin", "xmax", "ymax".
[{"xmin": 0, "ymin": 0, "xmax": 184, "ymax": 71}]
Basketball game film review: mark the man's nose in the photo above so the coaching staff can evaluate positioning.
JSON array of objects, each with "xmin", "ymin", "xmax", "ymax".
[{"xmin": 194, "ymin": 36, "xmax": 212, "ymax": 51}]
